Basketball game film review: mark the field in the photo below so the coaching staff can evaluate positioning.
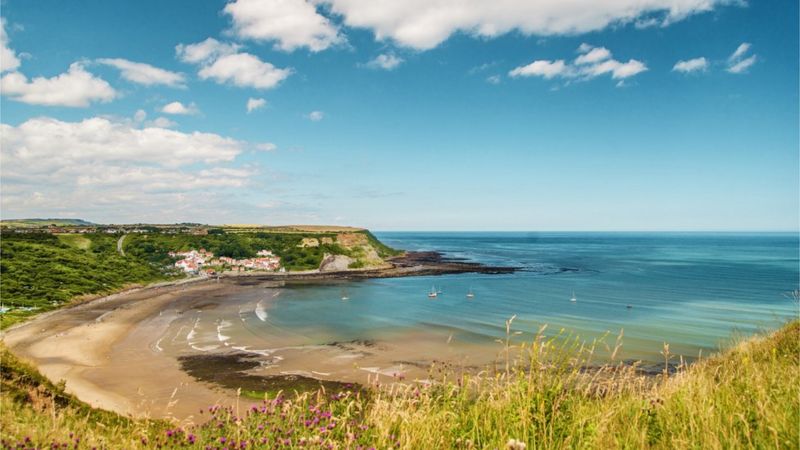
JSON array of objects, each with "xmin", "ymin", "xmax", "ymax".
[{"xmin": 1, "ymin": 320, "xmax": 797, "ymax": 449}]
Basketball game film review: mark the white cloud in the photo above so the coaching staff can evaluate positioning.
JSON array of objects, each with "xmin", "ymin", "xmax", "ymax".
[
  {"xmin": 247, "ymin": 97, "xmax": 267, "ymax": 112},
  {"xmin": 509, "ymin": 44, "xmax": 647, "ymax": 84},
  {"xmin": 0, "ymin": 116, "xmax": 275, "ymax": 223},
  {"xmin": 323, "ymin": 0, "xmax": 730, "ymax": 50},
  {"xmin": 198, "ymin": 53, "xmax": 292, "ymax": 89},
  {"xmin": 726, "ymin": 43, "xmax": 756, "ymax": 74},
  {"xmin": 162, "ymin": 101, "xmax": 199, "ymax": 115},
  {"xmin": 133, "ymin": 109, "xmax": 148, "ymax": 123},
  {"xmin": 574, "ymin": 46, "xmax": 611, "ymax": 65},
  {"xmin": 256, "ymin": 142, "xmax": 277, "ymax": 151},
  {"xmin": 224, "ymin": 0, "xmax": 343, "ymax": 52},
  {"xmin": 1, "ymin": 116, "xmax": 240, "ymax": 168},
  {"xmin": 1, "ymin": 19, "xmax": 21, "ymax": 73},
  {"xmin": 97, "ymin": 58, "xmax": 185, "ymax": 87},
  {"xmin": 0, "ymin": 62, "xmax": 116, "ymax": 107},
  {"xmin": 364, "ymin": 53, "xmax": 404, "ymax": 70},
  {"xmin": 728, "ymin": 43, "xmax": 751, "ymax": 62},
  {"xmin": 509, "ymin": 60, "xmax": 567, "ymax": 79},
  {"xmin": 146, "ymin": 116, "xmax": 178, "ymax": 128},
  {"xmin": 727, "ymin": 55, "xmax": 757, "ymax": 74},
  {"xmin": 176, "ymin": 39, "xmax": 293, "ymax": 90},
  {"xmin": 175, "ymin": 38, "xmax": 241, "ymax": 64},
  {"xmin": 306, "ymin": 110, "xmax": 324, "ymax": 121},
  {"xmin": 672, "ymin": 57, "xmax": 708, "ymax": 73},
  {"xmin": 486, "ymin": 74, "xmax": 501, "ymax": 84}
]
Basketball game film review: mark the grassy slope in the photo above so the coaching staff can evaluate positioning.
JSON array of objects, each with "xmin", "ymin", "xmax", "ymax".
[{"xmin": 1, "ymin": 321, "xmax": 797, "ymax": 449}]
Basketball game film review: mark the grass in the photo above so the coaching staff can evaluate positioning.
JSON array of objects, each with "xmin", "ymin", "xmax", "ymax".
[
  {"xmin": 1, "ymin": 320, "xmax": 797, "ymax": 449},
  {"xmin": 55, "ymin": 234, "xmax": 92, "ymax": 250}
]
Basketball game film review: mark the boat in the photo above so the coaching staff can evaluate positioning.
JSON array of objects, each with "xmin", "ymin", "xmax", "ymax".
[
  {"xmin": 341, "ymin": 289, "xmax": 349, "ymax": 301},
  {"xmin": 428, "ymin": 286, "xmax": 438, "ymax": 298},
  {"xmin": 570, "ymin": 291, "xmax": 577, "ymax": 302},
  {"xmin": 466, "ymin": 288, "xmax": 474, "ymax": 298}
]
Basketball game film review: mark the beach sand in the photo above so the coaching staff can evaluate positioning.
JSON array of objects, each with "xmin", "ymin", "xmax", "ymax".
[{"xmin": 2, "ymin": 280, "xmax": 256, "ymax": 423}]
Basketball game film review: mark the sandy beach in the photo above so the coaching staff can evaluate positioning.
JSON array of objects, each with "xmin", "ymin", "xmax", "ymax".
[
  {"xmin": 1, "ymin": 274, "xmax": 498, "ymax": 423},
  {"xmin": 1, "ymin": 280, "xmax": 258, "ymax": 422}
]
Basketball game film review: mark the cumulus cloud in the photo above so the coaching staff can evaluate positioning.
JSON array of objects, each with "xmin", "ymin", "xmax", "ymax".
[
  {"xmin": 146, "ymin": 116, "xmax": 178, "ymax": 128},
  {"xmin": 364, "ymin": 53, "xmax": 404, "ymax": 70},
  {"xmin": 176, "ymin": 38, "xmax": 292, "ymax": 89},
  {"xmin": 1, "ymin": 19, "xmax": 21, "ymax": 73},
  {"xmin": 0, "ymin": 116, "xmax": 256, "ymax": 221},
  {"xmin": 97, "ymin": 58, "xmax": 185, "ymax": 87},
  {"xmin": 306, "ymin": 111, "xmax": 324, "ymax": 121},
  {"xmin": 509, "ymin": 60, "xmax": 567, "ymax": 79},
  {"xmin": 224, "ymin": 0, "xmax": 343, "ymax": 52},
  {"xmin": 509, "ymin": 44, "xmax": 647, "ymax": 84},
  {"xmin": 726, "ymin": 42, "xmax": 756, "ymax": 74},
  {"xmin": 0, "ymin": 62, "xmax": 116, "ymax": 107},
  {"xmin": 1, "ymin": 116, "xmax": 240, "ymax": 168},
  {"xmin": 198, "ymin": 53, "xmax": 292, "ymax": 89},
  {"xmin": 486, "ymin": 74, "xmax": 501, "ymax": 84},
  {"xmin": 672, "ymin": 57, "xmax": 708, "ymax": 73},
  {"xmin": 175, "ymin": 38, "xmax": 241, "ymax": 64},
  {"xmin": 322, "ymin": 0, "xmax": 731, "ymax": 50},
  {"xmin": 247, "ymin": 97, "xmax": 267, "ymax": 112},
  {"xmin": 161, "ymin": 101, "xmax": 198, "ymax": 115}
]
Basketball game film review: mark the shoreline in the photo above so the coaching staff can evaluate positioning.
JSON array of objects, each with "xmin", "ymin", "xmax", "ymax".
[{"xmin": 0, "ymin": 251, "xmax": 517, "ymax": 422}]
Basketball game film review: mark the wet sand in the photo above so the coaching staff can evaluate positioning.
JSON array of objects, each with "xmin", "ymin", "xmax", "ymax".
[
  {"xmin": 2, "ymin": 280, "xmax": 253, "ymax": 422},
  {"xmin": 2, "ymin": 277, "xmax": 502, "ymax": 422}
]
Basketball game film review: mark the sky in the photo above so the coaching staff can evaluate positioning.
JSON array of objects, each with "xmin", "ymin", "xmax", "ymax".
[{"xmin": 0, "ymin": 0, "xmax": 797, "ymax": 231}]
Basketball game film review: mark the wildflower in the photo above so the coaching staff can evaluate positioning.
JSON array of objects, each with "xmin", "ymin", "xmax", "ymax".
[{"xmin": 506, "ymin": 438, "xmax": 526, "ymax": 450}]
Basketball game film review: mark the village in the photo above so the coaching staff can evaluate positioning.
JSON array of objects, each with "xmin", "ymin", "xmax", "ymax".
[{"xmin": 168, "ymin": 248, "xmax": 283, "ymax": 275}]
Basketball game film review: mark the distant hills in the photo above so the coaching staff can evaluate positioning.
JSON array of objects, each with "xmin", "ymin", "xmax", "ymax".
[{"xmin": 0, "ymin": 218, "xmax": 95, "ymax": 228}]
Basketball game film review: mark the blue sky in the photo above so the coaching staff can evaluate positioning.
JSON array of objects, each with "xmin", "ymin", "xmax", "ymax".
[{"xmin": 0, "ymin": 0, "xmax": 797, "ymax": 230}]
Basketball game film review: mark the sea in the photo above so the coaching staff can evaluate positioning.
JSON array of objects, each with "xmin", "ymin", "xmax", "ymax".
[
  {"xmin": 262, "ymin": 232, "xmax": 798, "ymax": 361},
  {"xmin": 158, "ymin": 232, "xmax": 798, "ymax": 381}
]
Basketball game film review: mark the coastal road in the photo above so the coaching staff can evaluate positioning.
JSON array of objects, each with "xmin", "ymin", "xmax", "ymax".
[{"xmin": 117, "ymin": 234, "xmax": 127, "ymax": 256}]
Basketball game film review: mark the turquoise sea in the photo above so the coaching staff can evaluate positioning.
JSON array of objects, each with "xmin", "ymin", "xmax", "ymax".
[{"xmin": 261, "ymin": 232, "xmax": 798, "ymax": 363}]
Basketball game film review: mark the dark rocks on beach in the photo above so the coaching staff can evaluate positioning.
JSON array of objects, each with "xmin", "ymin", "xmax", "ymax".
[{"xmin": 178, "ymin": 352, "xmax": 356, "ymax": 395}]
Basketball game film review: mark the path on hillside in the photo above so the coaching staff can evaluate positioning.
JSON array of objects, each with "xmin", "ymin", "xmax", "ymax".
[{"xmin": 117, "ymin": 234, "xmax": 127, "ymax": 256}]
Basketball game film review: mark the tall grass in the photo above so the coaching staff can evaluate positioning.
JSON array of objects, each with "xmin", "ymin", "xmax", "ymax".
[{"xmin": 2, "ymin": 320, "xmax": 798, "ymax": 449}]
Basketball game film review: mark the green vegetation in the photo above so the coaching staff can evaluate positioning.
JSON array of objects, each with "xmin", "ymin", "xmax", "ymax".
[
  {"xmin": 0, "ymin": 228, "xmax": 400, "ymax": 328},
  {"xmin": 2, "ymin": 321, "xmax": 797, "ymax": 449},
  {"xmin": 0, "ymin": 233, "xmax": 169, "ymax": 328},
  {"xmin": 363, "ymin": 230, "xmax": 403, "ymax": 258},
  {"xmin": 123, "ymin": 229, "xmax": 390, "ymax": 271}
]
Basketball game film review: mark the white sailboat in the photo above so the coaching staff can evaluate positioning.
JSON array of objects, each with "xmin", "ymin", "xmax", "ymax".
[
  {"xmin": 341, "ymin": 288, "xmax": 349, "ymax": 300},
  {"xmin": 466, "ymin": 287, "xmax": 475, "ymax": 298},
  {"xmin": 570, "ymin": 291, "xmax": 577, "ymax": 302},
  {"xmin": 428, "ymin": 286, "xmax": 438, "ymax": 298}
]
